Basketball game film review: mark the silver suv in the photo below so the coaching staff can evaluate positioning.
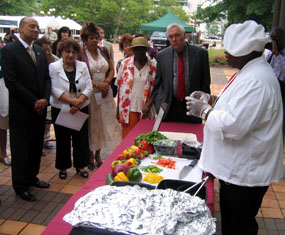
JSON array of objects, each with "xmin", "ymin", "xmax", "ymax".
[{"xmin": 150, "ymin": 31, "xmax": 169, "ymax": 51}]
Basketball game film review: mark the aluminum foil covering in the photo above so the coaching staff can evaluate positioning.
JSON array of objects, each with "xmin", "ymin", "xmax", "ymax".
[{"xmin": 63, "ymin": 185, "xmax": 216, "ymax": 235}]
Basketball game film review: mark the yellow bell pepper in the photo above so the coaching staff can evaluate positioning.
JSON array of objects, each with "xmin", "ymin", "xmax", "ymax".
[
  {"xmin": 114, "ymin": 172, "xmax": 129, "ymax": 182},
  {"xmin": 143, "ymin": 173, "xmax": 164, "ymax": 184},
  {"xmin": 111, "ymin": 160, "xmax": 122, "ymax": 168},
  {"xmin": 129, "ymin": 145, "xmax": 139, "ymax": 151},
  {"xmin": 123, "ymin": 148, "xmax": 133, "ymax": 158}
]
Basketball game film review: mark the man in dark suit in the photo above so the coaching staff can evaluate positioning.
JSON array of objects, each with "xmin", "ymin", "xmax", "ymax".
[
  {"xmin": 1, "ymin": 17, "xmax": 51, "ymax": 202},
  {"xmin": 153, "ymin": 23, "xmax": 211, "ymax": 122}
]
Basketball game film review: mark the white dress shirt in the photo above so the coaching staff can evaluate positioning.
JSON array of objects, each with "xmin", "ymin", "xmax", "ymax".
[
  {"xmin": 49, "ymin": 59, "xmax": 93, "ymax": 109},
  {"xmin": 199, "ymin": 56, "xmax": 283, "ymax": 186}
]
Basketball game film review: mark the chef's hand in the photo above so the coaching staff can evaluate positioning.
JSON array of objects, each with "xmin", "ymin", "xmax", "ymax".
[
  {"xmin": 185, "ymin": 96, "xmax": 212, "ymax": 118},
  {"xmin": 189, "ymin": 91, "xmax": 210, "ymax": 103}
]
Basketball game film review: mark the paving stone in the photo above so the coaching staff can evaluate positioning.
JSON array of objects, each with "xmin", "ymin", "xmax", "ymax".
[
  {"xmin": 32, "ymin": 200, "xmax": 48, "ymax": 211},
  {"xmin": 274, "ymin": 218, "xmax": 285, "ymax": 230},
  {"xmin": 9, "ymin": 198, "xmax": 28, "ymax": 209},
  {"xmin": 34, "ymin": 190, "xmax": 47, "ymax": 200},
  {"xmin": 257, "ymin": 217, "xmax": 266, "ymax": 229},
  {"xmin": 61, "ymin": 194, "xmax": 72, "ymax": 204},
  {"xmin": 31, "ymin": 211, "xmax": 50, "ymax": 225},
  {"xmin": 0, "ymin": 185, "xmax": 10, "ymax": 194},
  {"xmin": 52, "ymin": 202, "xmax": 65, "ymax": 214},
  {"xmin": 41, "ymin": 201, "xmax": 58, "ymax": 213},
  {"xmin": 267, "ymin": 230, "xmax": 279, "ymax": 235},
  {"xmin": 214, "ymin": 211, "xmax": 221, "ymax": 222},
  {"xmin": 2, "ymin": 187, "xmax": 14, "ymax": 196},
  {"xmin": 264, "ymin": 218, "xmax": 277, "ymax": 230},
  {"xmin": 41, "ymin": 191, "xmax": 57, "ymax": 202},
  {"xmin": 258, "ymin": 229, "xmax": 267, "ymax": 235},
  {"xmin": 0, "ymin": 207, "xmax": 18, "ymax": 219},
  {"xmin": 42, "ymin": 212, "xmax": 57, "ymax": 226},
  {"xmin": 8, "ymin": 208, "xmax": 27, "ymax": 221},
  {"xmin": 51, "ymin": 192, "xmax": 67, "ymax": 203},
  {"xmin": 21, "ymin": 200, "xmax": 37, "ymax": 210},
  {"xmin": 19, "ymin": 210, "xmax": 39, "ymax": 223}
]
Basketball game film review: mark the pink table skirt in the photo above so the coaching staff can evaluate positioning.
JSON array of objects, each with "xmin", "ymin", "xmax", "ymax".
[{"xmin": 42, "ymin": 120, "xmax": 214, "ymax": 235}]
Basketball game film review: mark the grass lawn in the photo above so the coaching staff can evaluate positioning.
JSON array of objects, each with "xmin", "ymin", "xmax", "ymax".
[{"xmin": 208, "ymin": 49, "xmax": 226, "ymax": 66}]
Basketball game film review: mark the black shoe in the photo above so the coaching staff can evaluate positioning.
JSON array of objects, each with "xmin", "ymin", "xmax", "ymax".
[
  {"xmin": 32, "ymin": 180, "xmax": 50, "ymax": 188},
  {"xmin": 87, "ymin": 162, "xmax": 95, "ymax": 171},
  {"xmin": 96, "ymin": 161, "xmax": 103, "ymax": 168},
  {"xmin": 76, "ymin": 168, "xmax": 89, "ymax": 178},
  {"xmin": 59, "ymin": 170, "xmax": 67, "ymax": 179},
  {"xmin": 17, "ymin": 191, "xmax": 37, "ymax": 202}
]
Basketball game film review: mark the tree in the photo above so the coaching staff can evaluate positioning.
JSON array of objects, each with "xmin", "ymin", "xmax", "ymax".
[
  {"xmin": 0, "ymin": 0, "xmax": 38, "ymax": 15},
  {"xmin": 206, "ymin": 21, "xmax": 219, "ymax": 36},
  {"xmin": 39, "ymin": 0, "xmax": 190, "ymax": 37},
  {"xmin": 195, "ymin": 0, "xmax": 274, "ymax": 31}
]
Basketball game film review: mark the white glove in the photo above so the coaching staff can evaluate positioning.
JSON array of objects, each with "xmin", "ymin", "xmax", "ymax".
[
  {"xmin": 186, "ymin": 97, "xmax": 212, "ymax": 118},
  {"xmin": 189, "ymin": 91, "xmax": 210, "ymax": 103}
]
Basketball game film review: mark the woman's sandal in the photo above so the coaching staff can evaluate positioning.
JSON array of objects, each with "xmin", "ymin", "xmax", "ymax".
[
  {"xmin": 88, "ymin": 162, "xmax": 95, "ymax": 171},
  {"xmin": 76, "ymin": 168, "xmax": 89, "ymax": 178},
  {"xmin": 59, "ymin": 170, "xmax": 67, "ymax": 179}
]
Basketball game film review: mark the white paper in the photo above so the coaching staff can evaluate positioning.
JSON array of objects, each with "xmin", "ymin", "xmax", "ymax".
[
  {"xmin": 94, "ymin": 88, "xmax": 113, "ymax": 105},
  {"xmin": 159, "ymin": 131, "xmax": 197, "ymax": 142},
  {"xmin": 55, "ymin": 104, "xmax": 89, "ymax": 131},
  {"xmin": 139, "ymin": 155, "xmax": 202, "ymax": 184},
  {"xmin": 152, "ymin": 106, "xmax": 165, "ymax": 131}
]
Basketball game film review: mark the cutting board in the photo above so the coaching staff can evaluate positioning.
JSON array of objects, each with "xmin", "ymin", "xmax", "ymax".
[{"xmin": 138, "ymin": 154, "xmax": 202, "ymax": 185}]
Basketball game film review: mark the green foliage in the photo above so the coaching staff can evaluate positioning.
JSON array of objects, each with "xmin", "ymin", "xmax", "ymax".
[
  {"xmin": 206, "ymin": 21, "xmax": 220, "ymax": 36},
  {"xmin": 39, "ymin": 0, "xmax": 190, "ymax": 37},
  {"xmin": 0, "ymin": 0, "xmax": 38, "ymax": 15},
  {"xmin": 195, "ymin": 0, "xmax": 274, "ymax": 31}
]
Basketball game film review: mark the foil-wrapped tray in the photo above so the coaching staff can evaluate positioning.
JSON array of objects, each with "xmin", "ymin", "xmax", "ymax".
[{"xmin": 64, "ymin": 185, "xmax": 216, "ymax": 235}]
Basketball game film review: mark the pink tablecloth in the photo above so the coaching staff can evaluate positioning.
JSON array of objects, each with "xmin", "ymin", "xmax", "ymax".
[{"xmin": 42, "ymin": 120, "xmax": 213, "ymax": 235}]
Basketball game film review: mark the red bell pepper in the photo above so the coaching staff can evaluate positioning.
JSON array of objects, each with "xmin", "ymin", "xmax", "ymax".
[
  {"xmin": 116, "ymin": 154, "xmax": 126, "ymax": 160},
  {"xmin": 134, "ymin": 149, "xmax": 146, "ymax": 160},
  {"xmin": 138, "ymin": 140, "xmax": 154, "ymax": 154}
]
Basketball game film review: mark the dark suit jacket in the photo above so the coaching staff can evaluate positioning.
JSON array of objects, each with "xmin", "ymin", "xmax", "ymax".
[
  {"xmin": 1, "ymin": 39, "xmax": 51, "ymax": 121},
  {"xmin": 153, "ymin": 43, "xmax": 211, "ymax": 120}
]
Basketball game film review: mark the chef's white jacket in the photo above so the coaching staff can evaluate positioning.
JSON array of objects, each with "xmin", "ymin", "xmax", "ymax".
[
  {"xmin": 49, "ymin": 59, "xmax": 93, "ymax": 109},
  {"xmin": 199, "ymin": 56, "xmax": 283, "ymax": 186}
]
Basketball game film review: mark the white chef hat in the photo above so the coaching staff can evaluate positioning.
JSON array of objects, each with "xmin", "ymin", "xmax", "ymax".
[{"xmin": 224, "ymin": 20, "xmax": 271, "ymax": 57}]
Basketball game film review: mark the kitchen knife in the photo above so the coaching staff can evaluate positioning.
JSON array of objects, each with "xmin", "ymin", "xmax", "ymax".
[{"xmin": 179, "ymin": 159, "xmax": 199, "ymax": 179}]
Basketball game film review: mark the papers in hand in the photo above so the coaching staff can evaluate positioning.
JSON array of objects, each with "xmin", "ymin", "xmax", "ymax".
[
  {"xmin": 95, "ymin": 88, "xmax": 113, "ymax": 105},
  {"xmin": 55, "ymin": 104, "xmax": 89, "ymax": 131}
]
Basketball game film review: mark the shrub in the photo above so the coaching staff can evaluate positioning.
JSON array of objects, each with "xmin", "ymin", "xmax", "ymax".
[{"xmin": 214, "ymin": 56, "xmax": 227, "ymax": 65}]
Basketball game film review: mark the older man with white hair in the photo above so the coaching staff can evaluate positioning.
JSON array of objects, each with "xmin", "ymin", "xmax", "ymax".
[
  {"xmin": 152, "ymin": 23, "xmax": 210, "ymax": 123},
  {"xmin": 186, "ymin": 20, "xmax": 283, "ymax": 234}
]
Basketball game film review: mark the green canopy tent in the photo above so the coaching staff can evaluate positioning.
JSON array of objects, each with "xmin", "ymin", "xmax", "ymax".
[{"xmin": 140, "ymin": 12, "xmax": 195, "ymax": 33}]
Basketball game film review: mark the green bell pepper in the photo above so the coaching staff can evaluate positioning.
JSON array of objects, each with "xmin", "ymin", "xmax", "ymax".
[{"xmin": 127, "ymin": 168, "xmax": 142, "ymax": 182}]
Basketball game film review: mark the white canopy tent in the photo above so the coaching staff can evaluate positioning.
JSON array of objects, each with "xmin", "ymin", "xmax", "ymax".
[{"xmin": 0, "ymin": 15, "xmax": 82, "ymax": 37}]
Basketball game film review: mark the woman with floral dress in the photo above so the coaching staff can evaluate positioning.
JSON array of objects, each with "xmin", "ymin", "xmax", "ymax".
[{"xmin": 116, "ymin": 36, "xmax": 157, "ymax": 139}]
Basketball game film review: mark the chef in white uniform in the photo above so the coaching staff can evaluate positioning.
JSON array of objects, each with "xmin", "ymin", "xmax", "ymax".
[{"xmin": 186, "ymin": 20, "xmax": 283, "ymax": 235}]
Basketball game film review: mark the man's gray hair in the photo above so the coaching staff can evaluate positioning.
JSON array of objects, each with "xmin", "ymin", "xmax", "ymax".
[{"xmin": 167, "ymin": 23, "xmax": 185, "ymax": 34}]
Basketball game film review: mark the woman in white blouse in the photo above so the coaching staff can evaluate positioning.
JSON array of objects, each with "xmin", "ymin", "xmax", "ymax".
[
  {"xmin": 80, "ymin": 22, "xmax": 122, "ymax": 170},
  {"xmin": 49, "ymin": 38, "xmax": 93, "ymax": 179}
]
